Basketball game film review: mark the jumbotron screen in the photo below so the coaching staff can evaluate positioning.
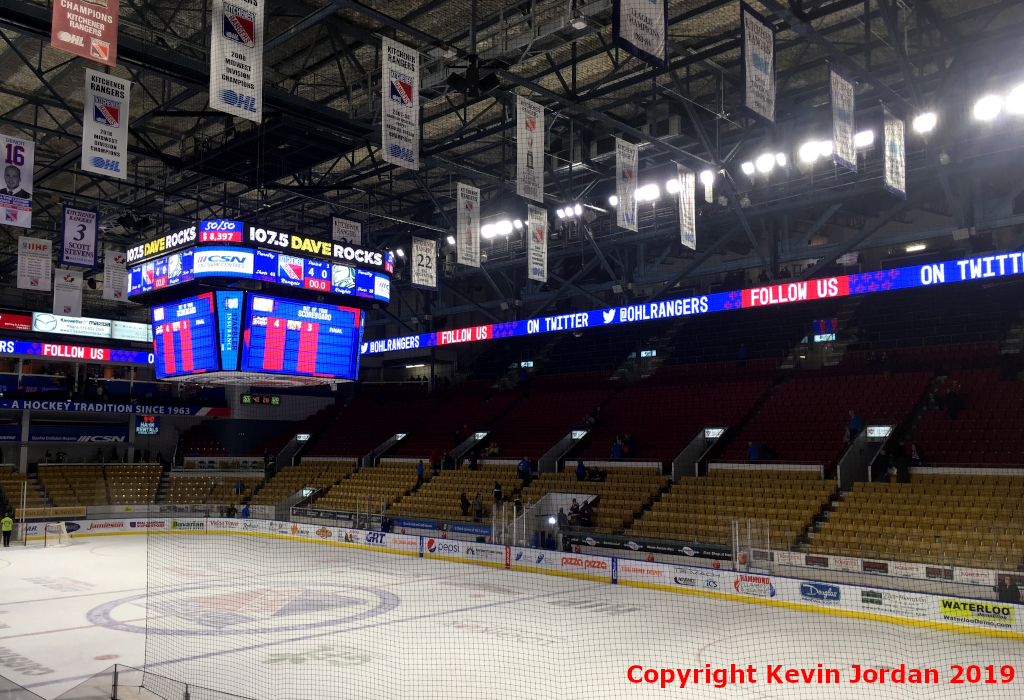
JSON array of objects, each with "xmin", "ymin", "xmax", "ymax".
[
  {"xmin": 241, "ymin": 294, "xmax": 363, "ymax": 380},
  {"xmin": 151, "ymin": 292, "xmax": 219, "ymax": 378}
]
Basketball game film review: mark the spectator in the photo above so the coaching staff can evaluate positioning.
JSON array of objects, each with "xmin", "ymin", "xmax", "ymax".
[
  {"xmin": 226, "ymin": 505, "xmax": 237, "ymax": 517},
  {"xmin": 235, "ymin": 479, "xmax": 244, "ymax": 495},
  {"xmin": 472, "ymin": 493, "xmax": 483, "ymax": 521},
  {"xmin": 760, "ymin": 443, "xmax": 777, "ymax": 461},
  {"xmin": 143, "ymin": 449, "xmax": 151, "ymax": 463},
  {"xmin": 557, "ymin": 508, "xmax": 569, "ymax": 529},
  {"xmin": 909, "ymin": 443, "xmax": 924, "ymax": 466},
  {"xmin": 514, "ymin": 495, "xmax": 523, "ymax": 517},
  {"xmin": 569, "ymin": 499, "xmax": 580, "ymax": 522},
  {"xmin": 468, "ymin": 449, "xmax": 479, "ymax": 471},
  {"xmin": 109, "ymin": 445, "xmax": 119, "ymax": 462},
  {"xmin": 518, "ymin": 366, "xmax": 530, "ymax": 386},
  {"xmin": 381, "ymin": 516, "xmax": 392, "ymax": 533},
  {"xmin": 544, "ymin": 532, "xmax": 556, "ymax": 550},
  {"xmin": 579, "ymin": 500, "xmax": 593, "ymax": 527},
  {"xmin": 525, "ymin": 498, "xmax": 534, "ymax": 510},
  {"xmin": 518, "ymin": 455, "xmax": 531, "ymax": 486},
  {"xmin": 430, "ymin": 448, "xmax": 444, "ymax": 473},
  {"xmin": 575, "ymin": 460, "xmax": 586, "ymax": 481},
  {"xmin": 493, "ymin": 480, "xmax": 502, "ymax": 504},
  {"xmin": 847, "ymin": 410, "xmax": 862, "ymax": 441},
  {"xmin": 610, "ymin": 437, "xmax": 623, "ymax": 460},
  {"xmin": 529, "ymin": 530, "xmax": 540, "ymax": 548},
  {"xmin": 925, "ymin": 393, "xmax": 939, "ymax": 410},
  {"xmin": 757, "ymin": 269, "xmax": 770, "ymax": 284},
  {"xmin": 1, "ymin": 511, "xmax": 12, "ymax": 547},
  {"xmin": 460, "ymin": 492, "xmax": 470, "ymax": 517},
  {"xmin": 155, "ymin": 451, "xmax": 163, "ymax": 466},
  {"xmin": 747, "ymin": 441, "xmax": 760, "ymax": 461},
  {"xmin": 873, "ymin": 449, "xmax": 890, "ymax": 482},
  {"xmin": 996, "ymin": 575, "xmax": 1021, "ymax": 603},
  {"xmin": 44, "ymin": 450, "xmax": 52, "ymax": 463},
  {"xmin": 946, "ymin": 384, "xmax": 960, "ymax": 420},
  {"xmin": 625, "ymin": 433, "xmax": 635, "ymax": 457},
  {"xmin": 415, "ymin": 460, "xmax": 424, "ymax": 488},
  {"xmin": 241, "ymin": 504, "xmax": 249, "ymax": 518}
]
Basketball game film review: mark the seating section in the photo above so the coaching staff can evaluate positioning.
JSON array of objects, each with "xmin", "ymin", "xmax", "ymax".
[
  {"xmin": 0, "ymin": 469, "xmax": 45, "ymax": 509},
  {"xmin": 628, "ymin": 469, "xmax": 833, "ymax": 546},
  {"xmin": 538, "ymin": 321, "xmax": 670, "ymax": 376},
  {"xmin": 166, "ymin": 476, "xmax": 262, "ymax": 505},
  {"xmin": 390, "ymin": 464, "xmax": 521, "ymax": 521},
  {"xmin": 395, "ymin": 382, "xmax": 519, "ymax": 457},
  {"xmin": 913, "ymin": 368, "xmax": 1024, "ymax": 464},
  {"xmin": 812, "ymin": 474, "xmax": 1024, "ymax": 568},
  {"xmin": 105, "ymin": 465, "xmax": 162, "ymax": 505},
  {"xmin": 244, "ymin": 405, "xmax": 337, "ymax": 457},
  {"xmin": 723, "ymin": 370, "xmax": 930, "ymax": 465},
  {"xmin": 468, "ymin": 334, "xmax": 550, "ymax": 381},
  {"xmin": 314, "ymin": 461, "xmax": 424, "ymax": 512},
  {"xmin": 840, "ymin": 342, "xmax": 1001, "ymax": 373},
  {"xmin": 250, "ymin": 460, "xmax": 356, "ymax": 505},
  {"xmin": 179, "ymin": 425, "xmax": 228, "ymax": 457},
  {"xmin": 520, "ymin": 468, "xmax": 669, "ymax": 533}
]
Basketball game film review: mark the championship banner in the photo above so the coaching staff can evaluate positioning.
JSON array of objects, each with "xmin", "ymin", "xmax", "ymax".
[
  {"xmin": 410, "ymin": 236, "xmax": 437, "ymax": 290},
  {"xmin": 456, "ymin": 183, "xmax": 480, "ymax": 268},
  {"xmin": 516, "ymin": 96, "xmax": 544, "ymax": 203},
  {"xmin": 210, "ymin": 0, "xmax": 263, "ymax": 121},
  {"xmin": 17, "ymin": 237, "xmax": 51, "ymax": 291},
  {"xmin": 611, "ymin": 0, "xmax": 668, "ymax": 69},
  {"xmin": 103, "ymin": 249, "xmax": 128, "ymax": 301},
  {"xmin": 527, "ymin": 204, "xmax": 547, "ymax": 283},
  {"xmin": 53, "ymin": 270, "xmax": 83, "ymax": 317},
  {"xmin": 615, "ymin": 138, "xmax": 638, "ymax": 232},
  {"xmin": 60, "ymin": 205, "xmax": 99, "ymax": 268},
  {"xmin": 740, "ymin": 3, "xmax": 776, "ymax": 125},
  {"xmin": 381, "ymin": 36, "xmax": 419, "ymax": 170},
  {"xmin": 1, "ymin": 135, "xmax": 33, "ymax": 228},
  {"xmin": 830, "ymin": 64, "xmax": 857, "ymax": 172},
  {"xmin": 677, "ymin": 164, "xmax": 697, "ymax": 250},
  {"xmin": 884, "ymin": 106, "xmax": 907, "ymax": 199},
  {"xmin": 51, "ymin": 0, "xmax": 119, "ymax": 66},
  {"xmin": 332, "ymin": 217, "xmax": 362, "ymax": 245},
  {"xmin": 81, "ymin": 69, "xmax": 130, "ymax": 179}
]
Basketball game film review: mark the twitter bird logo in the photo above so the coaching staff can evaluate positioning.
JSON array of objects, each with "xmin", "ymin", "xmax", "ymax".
[
  {"xmin": 602, "ymin": 310, "xmax": 616, "ymax": 324},
  {"xmin": 360, "ymin": 343, "xmax": 369, "ymax": 354}
]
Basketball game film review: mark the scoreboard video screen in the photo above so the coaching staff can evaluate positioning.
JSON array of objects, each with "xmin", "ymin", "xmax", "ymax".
[
  {"xmin": 152, "ymin": 293, "xmax": 219, "ymax": 379},
  {"xmin": 241, "ymin": 294, "xmax": 363, "ymax": 380}
]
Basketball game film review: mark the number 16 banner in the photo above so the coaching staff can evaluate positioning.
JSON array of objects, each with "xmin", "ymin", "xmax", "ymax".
[
  {"xmin": 411, "ymin": 236, "xmax": 437, "ymax": 290},
  {"xmin": 1, "ymin": 135, "xmax": 33, "ymax": 228},
  {"xmin": 60, "ymin": 206, "xmax": 99, "ymax": 268}
]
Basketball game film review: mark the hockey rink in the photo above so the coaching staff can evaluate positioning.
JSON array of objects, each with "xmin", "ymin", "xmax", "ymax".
[{"xmin": 1, "ymin": 534, "xmax": 1022, "ymax": 700}]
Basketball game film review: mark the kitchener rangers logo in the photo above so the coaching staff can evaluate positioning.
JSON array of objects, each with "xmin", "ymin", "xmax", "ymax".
[
  {"xmin": 389, "ymin": 70, "xmax": 413, "ymax": 106},
  {"xmin": 223, "ymin": 3, "xmax": 256, "ymax": 47},
  {"xmin": 93, "ymin": 97, "xmax": 119, "ymax": 127}
]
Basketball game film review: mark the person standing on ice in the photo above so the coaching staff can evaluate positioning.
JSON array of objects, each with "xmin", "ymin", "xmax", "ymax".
[{"xmin": 1, "ymin": 512, "xmax": 13, "ymax": 547}]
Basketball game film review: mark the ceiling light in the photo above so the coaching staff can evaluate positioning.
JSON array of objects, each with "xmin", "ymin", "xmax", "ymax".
[
  {"xmin": 819, "ymin": 140, "xmax": 833, "ymax": 157},
  {"xmin": 665, "ymin": 177, "xmax": 681, "ymax": 194},
  {"xmin": 775, "ymin": 153, "xmax": 787, "ymax": 167},
  {"xmin": 636, "ymin": 184, "xmax": 660, "ymax": 202},
  {"xmin": 740, "ymin": 161, "xmax": 755, "ymax": 175},
  {"xmin": 405, "ymin": 364, "xmax": 425, "ymax": 369},
  {"xmin": 913, "ymin": 112, "xmax": 937, "ymax": 133},
  {"xmin": 755, "ymin": 153, "xmax": 775, "ymax": 173},
  {"xmin": 608, "ymin": 194, "xmax": 619, "ymax": 207},
  {"xmin": 481, "ymin": 224, "xmax": 496, "ymax": 238},
  {"xmin": 974, "ymin": 95, "xmax": 1002, "ymax": 121},
  {"xmin": 854, "ymin": 130, "xmax": 874, "ymax": 148},
  {"xmin": 699, "ymin": 170, "xmax": 714, "ymax": 186},
  {"xmin": 573, "ymin": 203, "xmax": 582, "ymax": 216},
  {"xmin": 396, "ymin": 249, "xmax": 405, "ymax": 257},
  {"xmin": 513, "ymin": 219, "xmax": 523, "ymax": 229},
  {"xmin": 495, "ymin": 220, "xmax": 513, "ymax": 235},
  {"xmin": 799, "ymin": 142, "xmax": 821, "ymax": 163},
  {"xmin": 906, "ymin": 244, "xmax": 926, "ymax": 252},
  {"xmin": 446, "ymin": 235, "xmax": 456, "ymax": 245},
  {"xmin": 1007, "ymin": 86, "xmax": 1024, "ymax": 115}
]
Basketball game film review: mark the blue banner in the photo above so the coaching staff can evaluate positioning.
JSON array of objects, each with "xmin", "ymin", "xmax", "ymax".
[{"xmin": 28, "ymin": 426, "xmax": 129, "ymax": 442}]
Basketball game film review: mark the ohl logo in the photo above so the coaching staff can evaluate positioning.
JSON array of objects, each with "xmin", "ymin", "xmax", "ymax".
[
  {"xmin": 223, "ymin": 4, "xmax": 256, "ymax": 46},
  {"xmin": 90, "ymin": 157, "xmax": 121, "ymax": 173},
  {"xmin": 219, "ymin": 90, "xmax": 257, "ymax": 113}
]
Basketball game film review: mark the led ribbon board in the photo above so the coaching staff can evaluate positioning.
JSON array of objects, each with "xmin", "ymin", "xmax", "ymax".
[{"xmin": 361, "ymin": 252, "xmax": 1024, "ymax": 354}]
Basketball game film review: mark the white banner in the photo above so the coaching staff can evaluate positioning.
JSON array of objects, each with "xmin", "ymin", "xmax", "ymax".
[
  {"xmin": 741, "ymin": 3, "xmax": 775, "ymax": 124},
  {"xmin": 1, "ymin": 135, "xmax": 33, "ymax": 228},
  {"xmin": 677, "ymin": 164, "xmax": 697, "ymax": 250},
  {"xmin": 331, "ymin": 217, "xmax": 362, "ymax": 245},
  {"xmin": 60, "ymin": 206, "xmax": 99, "ymax": 268},
  {"xmin": 884, "ymin": 106, "xmax": 906, "ymax": 199},
  {"xmin": 830, "ymin": 64, "xmax": 856, "ymax": 172},
  {"xmin": 210, "ymin": 0, "xmax": 263, "ymax": 121},
  {"xmin": 615, "ymin": 138, "xmax": 638, "ymax": 231},
  {"xmin": 103, "ymin": 249, "xmax": 128, "ymax": 301},
  {"xmin": 81, "ymin": 69, "xmax": 130, "ymax": 179},
  {"xmin": 456, "ymin": 182, "xmax": 480, "ymax": 268},
  {"xmin": 516, "ymin": 96, "xmax": 544, "ymax": 202},
  {"xmin": 410, "ymin": 236, "xmax": 437, "ymax": 290},
  {"xmin": 381, "ymin": 36, "xmax": 419, "ymax": 170},
  {"xmin": 17, "ymin": 237, "xmax": 51, "ymax": 291},
  {"xmin": 612, "ymin": 0, "xmax": 668, "ymax": 69},
  {"xmin": 527, "ymin": 203, "xmax": 547, "ymax": 283},
  {"xmin": 53, "ymin": 270, "xmax": 83, "ymax": 317}
]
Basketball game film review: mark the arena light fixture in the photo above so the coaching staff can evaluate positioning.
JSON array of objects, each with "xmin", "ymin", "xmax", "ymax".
[
  {"xmin": 635, "ymin": 183, "xmax": 660, "ymax": 202},
  {"xmin": 974, "ymin": 95, "xmax": 1002, "ymax": 121},
  {"xmin": 608, "ymin": 194, "xmax": 619, "ymax": 207},
  {"xmin": 819, "ymin": 140, "xmax": 834, "ymax": 157},
  {"xmin": 405, "ymin": 364, "xmax": 425, "ymax": 369},
  {"xmin": 446, "ymin": 235, "xmax": 456, "ymax": 245},
  {"xmin": 495, "ymin": 220, "xmax": 514, "ymax": 235},
  {"xmin": 555, "ymin": 208, "xmax": 566, "ymax": 219},
  {"xmin": 665, "ymin": 177, "xmax": 681, "ymax": 194},
  {"xmin": 755, "ymin": 153, "xmax": 775, "ymax": 173},
  {"xmin": 1007, "ymin": 85, "xmax": 1024, "ymax": 114},
  {"xmin": 699, "ymin": 170, "xmax": 714, "ymax": 186},
  {"xmin": 855, "ymin": 130, "xmax": 875, "ymax": 148},
  {"xmin": 799, "ymin": 141, "xmax": 820, "ymax": 163},
  {"xmin": 775, "ymin": 153, "xmax": 787, "ymax": 167},
  {"xmin": 906, "ymin": 243, "xmax": 926, "ymax": 252},
  {"xmin": 513, "ymin": 219, "xmax": 523, "ymax": 230},
  {"xmin": 573, "ymin": 203, "xmax": 583, "ymax": 216},
  {"xmin": 913, "ymin": 112, "xmax": 937, "ymax": 133},
  {"xmin": 396, "ymin": 249, "xmax": 405, "ymax": 257},
  {"xmin": 548, "ymin": 516, "xmax": 557, "ymax": 525},
  {"xmin": 481, "ymin": 224, "xmax": 496, "ymax": 238},
  {"xmin": 740, "ymin": 161, "xmax": 755, "ymax": 175}
]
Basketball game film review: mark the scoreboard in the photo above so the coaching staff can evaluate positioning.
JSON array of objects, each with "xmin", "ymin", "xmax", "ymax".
[
  {"xmin": 152, "ymin": 293, "xmax": 219, "ymax": 378},
  {"xmin": 241, "ymin": 295, "xmax": 363, "ymax": 380}
]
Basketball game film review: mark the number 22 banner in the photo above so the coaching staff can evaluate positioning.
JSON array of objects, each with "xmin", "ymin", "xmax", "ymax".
[
  {"xmin": 1, "ymin": 135, "xmax": 33, "ymax": 228},
  {"xmin": 60, "ymin": 205, "xmax": 99, "ymax": 268},
  {"xmin": 411, "ymin": 236, "xmax": 437, "ymax": 290}
]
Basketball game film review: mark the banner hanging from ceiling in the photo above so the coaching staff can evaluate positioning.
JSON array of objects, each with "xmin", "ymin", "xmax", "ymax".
[
  {"xmin": 615, "ymin": 137, "xmax": 638, "ymax": 232},
  {"xmin": 516, "ymin": 96, "xmax": 544, "ymax": 203},
  {"xmin": 53, "ymin": 269, "xmax": 83, "ymax": 317},
  {"xmin": 60, "ymin": 205, "xmax": 99, "ymax": 268},
  {"xmin": 381, "ymin": 36, "xmax": 419, "ymax": 170},
  {"xmin": 331, "ymin": 217, "xmax": 362, "ymax": 245},
  {"xmin": 830, "ymin": 64, "xmax": 857, "ymax": 172},
  {"xmin": 677, "ymin": 164, "xmax": 697, "ymax": 250},
  {"xmin": 1, "ymin": 135, "xmax": 33, "ymax": 229},
  {"xmin": 411, "ymin": 236, "xmax": 437, "ymax": 290},
  {"xmin": 611, "ymin": 0, "xmax": 668, "ymax": 69},
  {"xmin": 17, "ymin": 237, "xmax": 51, "ymax": 291},
  {"xmin": 883, "ymin": 106, "xmax": 907, "ymax": 200},
  {"xmin": 81, "ymin": 68, "xmax": 130, "ymax": 180},
  {"xmin": 527, "ymin": 204, "xmax": 548, "ymax": 283},
  {"xmin": 457, "ymin": 183, "xmax": 480, "ymax": 268},
  {"xmin": 103, "ymin": 249, "xmax": 128, "ymax": 301},
  {"xmin": 740, "ymin": 2, "xmax": 775, "ymax": 125},
  {"xmin": 51, "ymin": 0, "xmax": 119, "ymax": 66},
  {"xmin": 210, "ymin": 0, "xmax": 263, "ymax": 121}
]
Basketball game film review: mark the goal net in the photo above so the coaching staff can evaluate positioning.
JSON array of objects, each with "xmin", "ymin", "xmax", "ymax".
[{"xmin": 43, "ymin": 521, "xmax": 73, "ymax": 547}]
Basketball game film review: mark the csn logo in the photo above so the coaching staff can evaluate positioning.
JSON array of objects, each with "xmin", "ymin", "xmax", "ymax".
[{"xmin": 77, "ymin": 436, "xmax": 126, "ymax": 443}]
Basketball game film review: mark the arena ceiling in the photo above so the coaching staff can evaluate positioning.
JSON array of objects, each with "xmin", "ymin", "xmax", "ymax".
[{"xmin": 1, "ymin": 0, "xmax": 1024, "ymax": 341}]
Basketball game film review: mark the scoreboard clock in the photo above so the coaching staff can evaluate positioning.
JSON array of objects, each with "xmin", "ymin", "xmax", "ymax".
[{"xmin": 241, "ymin": 394, "xmax": 281, "ymax": 405}]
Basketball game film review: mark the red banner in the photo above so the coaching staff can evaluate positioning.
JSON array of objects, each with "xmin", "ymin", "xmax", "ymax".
[
  {"xmin": 51, "ymin": 0, "xmax": 119, "ymax": 67},
  {"xmin": 437, "ymin": 325, "xmax": 491, "ymax": 346},
  {"xmin": 0, "ymin": 313, "xmax": 32, "ymax": 331},
  {"xmin": 742, "ymin": 276, "xmax": 850, "ymax": 308}
]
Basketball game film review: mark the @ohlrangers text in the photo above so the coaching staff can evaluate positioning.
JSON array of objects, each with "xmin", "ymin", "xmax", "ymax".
[{"xmin": 627, "ymin": 664, "xmax": 1016, "ymax": 688}]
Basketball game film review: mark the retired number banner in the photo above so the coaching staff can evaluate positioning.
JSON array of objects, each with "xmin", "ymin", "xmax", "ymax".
[
  {"xmin": 457, "ymin": 183, "xmax": 480, "ymax": 268},
  {"xmin": 615, "ymin": 137, "xmax": 638, "ymax": 232},
  {"xmin": 18, "ymin": 237, "xmax": 51, "ymax": 291},
  {"xmin": 81, "ymin": 68, "xmax": 130, "ymax": 179},
  {"xmin": 53, "ymin": 269, "xmax": 83, "ymax": 317},
  {"xmin": 332, "ymin": 217, "xmax": 362, "ymax": 245},
  {"xmin": 830, "ymin": 64, "xmax": 857, "ymax": 172},
  {"xmin": 51, "ymin": 0, "xmax": 119, "ymax": 66},
  {"xmin": 516, "ymin": 96, "xmax": 544, "ymax": 203},
  {"xmin": 612, "ymin": 0, "xmax": 668, "ymax": 69},
  {"xmin": 884, "ymin": 106, "xmax": 907, "ymax": 199},
  {"xmin": 1, "ymin": 135, "xmax": 33, "ymax": 228},
  {"xmin": 103, "ymin": 249, "xmax": 128, "ymax": 301},
  {"xmin": 381, "ymin": 37, "xmax": 419, "ymax": 170},
  {"xmin": 60, "ymin": 205, "xmax": 99, "ymax": 269},
  {"xmin": 740, "ymin": 3, "xmax": 775, "ymax": 125},
  {"xmin": 527, "ymin": 204, "xmax": 548, "ymax": 283},
  {"xmin": 411, "ymin": 236, "xmax": 437, "ymax": 290},
  {"xmin": 677, "ymin": 165, "xmax": 697, "ymax": 250},
  {"xmin": 211, "ymin": 0, "xmax": 263, "ymax": 121}
]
